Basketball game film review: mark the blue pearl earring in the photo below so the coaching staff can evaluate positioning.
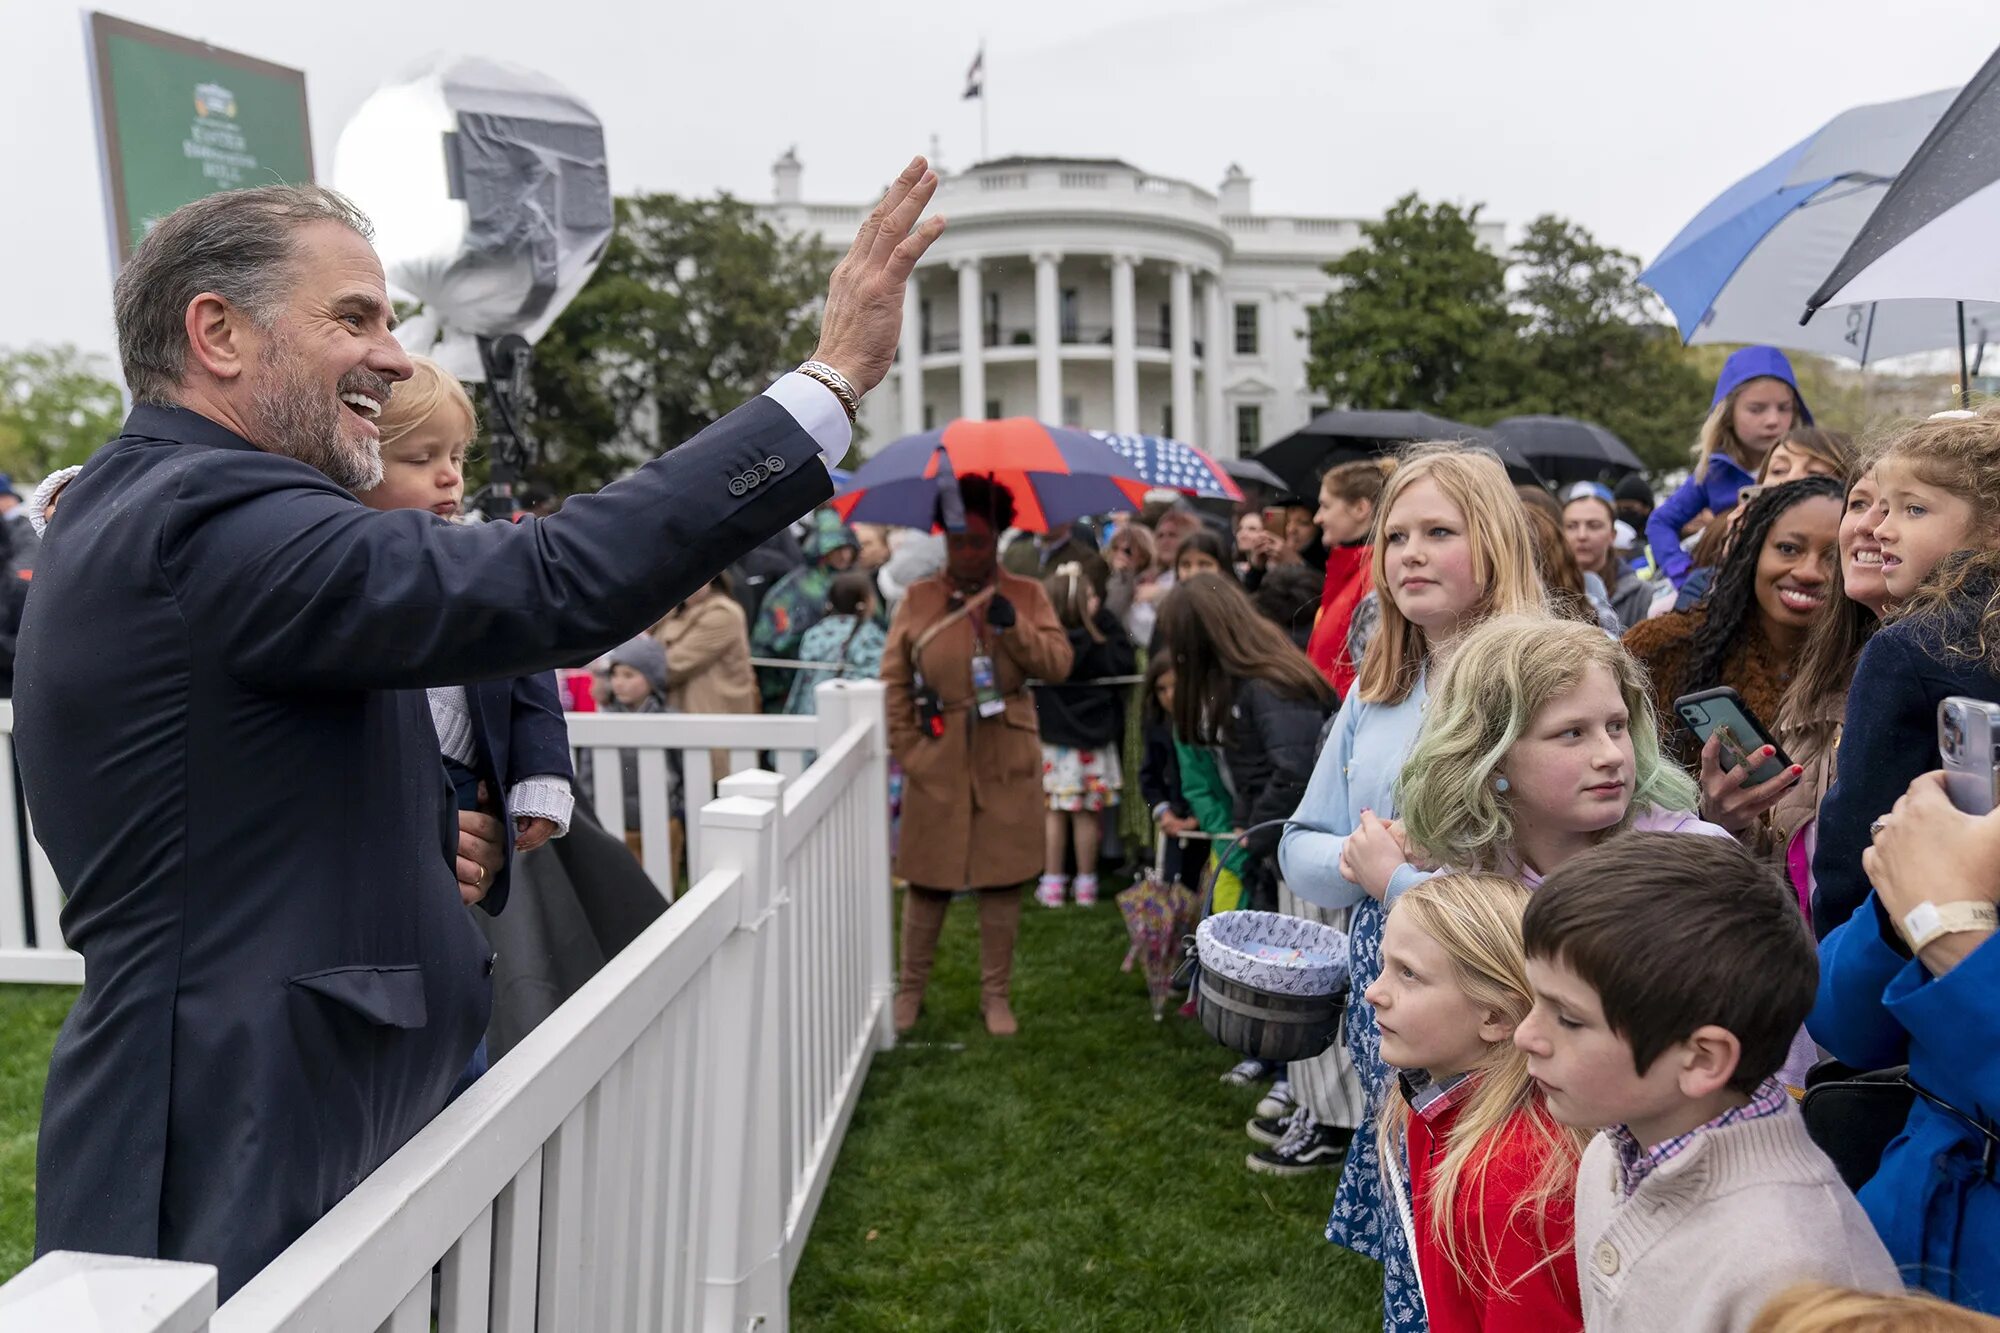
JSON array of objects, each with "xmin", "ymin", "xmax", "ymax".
[{"xmin": 1494, "ymin": 776, "xmax": 1510, "ymax": 793}]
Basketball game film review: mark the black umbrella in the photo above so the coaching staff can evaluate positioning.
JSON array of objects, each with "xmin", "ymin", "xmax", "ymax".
[
  {"xmin": 1217, "ymin": 456, "xmax": 1289, "ymax": 493},
  {"xmin": 1491, "ymin": 416, "xmax": 1645, "ymax": 486},
  {"xmin": 1804, "ymin": 43, "xmax": 2000, "ymax": 406},
  {"xmin": 1254, "ymin": 409, "xmax": 1538, "ymax": 494}
]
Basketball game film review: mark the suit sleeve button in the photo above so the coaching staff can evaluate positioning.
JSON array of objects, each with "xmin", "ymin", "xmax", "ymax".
[
  {"xmin": 767, "ymin": 455, "xmax": 786, "ymax": 474},
  {"xmin": 729, "ymin": 478, "xmax": 747, "ymax": 497}
]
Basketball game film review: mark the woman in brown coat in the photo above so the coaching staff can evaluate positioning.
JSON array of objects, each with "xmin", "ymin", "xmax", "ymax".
[
  {"xmin": 881, "ymin": 475, "xmax": 1075, "ymax": 1037},
  {"xmin": 654, "ymin": 575, "xmax": 760, "ymax": 777}
]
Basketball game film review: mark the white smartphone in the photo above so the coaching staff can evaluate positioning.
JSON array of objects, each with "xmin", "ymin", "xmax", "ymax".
[{"xmin": 1938, "ymin": 696, "xmax": 2000, "ymax": 816}]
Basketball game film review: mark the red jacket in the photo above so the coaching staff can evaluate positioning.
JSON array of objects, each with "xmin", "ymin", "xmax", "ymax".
[
  {"xmin": 1406, "ymin": 1095, "xmax": 1582, "ymax": 1333},
  {"xmin": 1306, "ymin": 544, "xmax": 1373, "ymax": 698}
]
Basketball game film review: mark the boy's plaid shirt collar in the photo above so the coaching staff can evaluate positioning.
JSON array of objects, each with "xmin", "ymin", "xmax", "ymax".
[
  {"xmin": 1609, "ymin": 1077, "xmax": 1788, "ymax": 1196},
  {"xmin": 1398, "ymin": 1068, "xmax": 1478, "ymax": 1123}
]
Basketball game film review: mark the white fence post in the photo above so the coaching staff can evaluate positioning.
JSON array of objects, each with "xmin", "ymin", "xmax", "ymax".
[
  {"xmin": 0, "ymin": 1252, "xmax": 215, "ymax": 1333},
  {"xmin": 815, "ymin": 682, "xmax": 896, "ymax": 1052},
  {"xmin": 696, "ymin": 772, "xmax": 789, "ymax": 1333}
]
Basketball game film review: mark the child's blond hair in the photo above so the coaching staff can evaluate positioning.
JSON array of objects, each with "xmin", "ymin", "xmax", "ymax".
[
  {"xmin": 377, "ymin": 355, "xmax": 477, "ymax": 450},
  {"xmin": 1397, "ymin": 615, "xmax": 1696, "ymax": 871},
  {"xmin": 1355, "ymin": 445, "xmax": 1545, "ymax": 705},
  {"xmin": 1749, "ymin": 1282, "xmax": 1999, "ymax": 1333},
  {"xmin": 1375, "ymin": 872, "xmax": 1588, "ymax": 1295}
]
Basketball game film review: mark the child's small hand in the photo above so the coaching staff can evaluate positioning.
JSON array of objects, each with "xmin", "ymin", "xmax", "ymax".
[
  {"xmin": 515, "ymin": 816, "xmax": 559, "ymax": 853},
  {"xmin": 1341, "ymin": 810, "xmax": 1408, "ymax": 902}
]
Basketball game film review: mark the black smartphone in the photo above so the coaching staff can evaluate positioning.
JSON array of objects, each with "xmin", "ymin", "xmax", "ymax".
[{"xmin": 1673, "ymin": 687, "xmax": 1791, "ymax": 785}]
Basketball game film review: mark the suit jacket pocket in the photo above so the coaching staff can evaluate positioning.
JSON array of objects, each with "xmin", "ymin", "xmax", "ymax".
[{"xmin": 288, "ymin": 964, "xmax": 429, "ymax": 1030}]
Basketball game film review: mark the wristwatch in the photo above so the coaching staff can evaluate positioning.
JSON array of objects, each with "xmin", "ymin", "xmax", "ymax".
[{"xmin": 1899, "ymin": 900, "xmax": 1999, "ymax": 954}]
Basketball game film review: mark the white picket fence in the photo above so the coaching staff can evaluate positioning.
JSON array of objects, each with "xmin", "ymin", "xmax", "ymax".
[
  {"xmin": 0, "ymin": 680, "xmax": 896, "ymax": 1333},
  {"xmin": 0, "ymin": 703, "xmax": 78, "ymax": 984}
]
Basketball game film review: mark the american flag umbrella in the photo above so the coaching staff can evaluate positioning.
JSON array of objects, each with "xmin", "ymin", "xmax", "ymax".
[
  {"xmin": 1087, "ymin": 431, "xmax": 1245, "ymax": 503},
  {"xmin": 831, "ymin": 418, "xmax": 1153, "ymax": 532}
]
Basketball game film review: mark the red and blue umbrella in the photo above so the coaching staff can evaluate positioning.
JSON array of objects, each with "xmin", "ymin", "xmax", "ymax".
[
  {"xmin": 1087, "ymin": 431, "xmax": 1244, "ymax": 503},
  {"xmin": 831, "ymin": 418, "xmax": 1153, "ymax": 533}
]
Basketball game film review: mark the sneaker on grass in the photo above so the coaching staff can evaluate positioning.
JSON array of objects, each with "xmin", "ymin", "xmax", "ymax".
[
  {"xmin": 1245, "ymin": 1109, "xmax": 1351, "ymax": 1176},
  {"xmin": 1219, "ymin": 1059, "xmax": 1269, "ymax": 1087},
  {"xmin": 1245, "ymin": 1111, "xmax": 1292, "ymax": 1148},
  {"xmin": 1254, "ymin": 1078, "xmax": 1295, "ymax": 1121}
]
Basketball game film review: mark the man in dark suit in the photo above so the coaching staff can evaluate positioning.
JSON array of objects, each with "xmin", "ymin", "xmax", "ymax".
[{"xmin": 16, "ymin": 159, "xmax": 942, "ymax": 1295}]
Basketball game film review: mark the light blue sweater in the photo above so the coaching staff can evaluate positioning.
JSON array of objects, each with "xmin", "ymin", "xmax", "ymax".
[{"xmin": 1278, "ymin": 667, "xmax": 1430, "ymax": 909}]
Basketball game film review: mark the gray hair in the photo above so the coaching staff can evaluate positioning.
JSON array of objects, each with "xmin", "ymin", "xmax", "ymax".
[{"xmin": 114, "ymin": 184, "xmax": 375, "ymax": 405}]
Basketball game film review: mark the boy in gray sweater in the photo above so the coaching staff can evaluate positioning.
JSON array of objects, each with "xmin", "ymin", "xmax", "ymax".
[{"xmin": 1514, "ymin": 833, "xmax": 1900, "ymax": 1333}]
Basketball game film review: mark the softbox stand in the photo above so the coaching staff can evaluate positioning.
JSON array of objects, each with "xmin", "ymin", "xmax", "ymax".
[{"xmin": 474, "ymin": 332, "xmax": 535, "ymax": 520}]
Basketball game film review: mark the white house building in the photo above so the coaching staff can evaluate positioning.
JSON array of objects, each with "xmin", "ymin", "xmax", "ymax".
[{"xmin": 760, "ymin": 150, "xmax": 1505, "ymax": 459}]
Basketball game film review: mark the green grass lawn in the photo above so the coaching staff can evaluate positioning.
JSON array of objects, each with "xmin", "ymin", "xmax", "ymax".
[
  {"xmin": 0, "ymin": 986, "xmax": 76, "ymax": 1283},
  {"xmin": 790, "ymin": 893, "xmax": 1381, "ymax": 1333}
]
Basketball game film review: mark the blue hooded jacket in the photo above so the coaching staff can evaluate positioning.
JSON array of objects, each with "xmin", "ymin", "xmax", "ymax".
[{"xmin": 1647, "ymin": 346, "xmax": 1812, "ymax": 587}]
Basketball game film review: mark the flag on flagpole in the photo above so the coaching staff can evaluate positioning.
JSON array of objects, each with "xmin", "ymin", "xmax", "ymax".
[{"xmin": 963, "ymin": 47, "xmax": 984, "ymax": 100}]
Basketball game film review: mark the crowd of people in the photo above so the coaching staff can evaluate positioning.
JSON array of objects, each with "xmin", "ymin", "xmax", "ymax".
[
  {"xmin": 10, "ymin": 160, "xmax": 1998, "ymax": 1331},
  {"xmin": 753, "ymin": 341, "xmax": 1996, "ymax": 1331}
]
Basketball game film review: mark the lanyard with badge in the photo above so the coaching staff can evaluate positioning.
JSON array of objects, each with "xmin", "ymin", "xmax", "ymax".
[{"xmin": 908, "ymin": 585, "xmax": 1000, "ymax": 732}]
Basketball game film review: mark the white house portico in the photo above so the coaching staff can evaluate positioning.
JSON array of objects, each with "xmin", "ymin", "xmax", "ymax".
[{"xmin": 763, "ymin": 153, "xmax": 1502, "ymax": 460}]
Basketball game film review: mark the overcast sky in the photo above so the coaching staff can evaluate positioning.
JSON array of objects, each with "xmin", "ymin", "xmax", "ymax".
[{"xmin": 5, "ymin": 0, "xmax": 1995, "ymax": 369}]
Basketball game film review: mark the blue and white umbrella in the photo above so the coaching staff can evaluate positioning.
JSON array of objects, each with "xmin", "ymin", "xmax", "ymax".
[
  {"xmin": 1086, "ymin": 431, "xmax": 1245, "ymax": 503},
  {"xmin": 1641, "ymin": 87, "xmax": 2000, "ymax": 364}
]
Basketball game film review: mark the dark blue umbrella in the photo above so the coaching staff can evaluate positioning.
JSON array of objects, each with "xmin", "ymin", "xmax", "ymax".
[{"xmin": 1086, "ymin": 431, "xmax": 1245, "ymax": 502}]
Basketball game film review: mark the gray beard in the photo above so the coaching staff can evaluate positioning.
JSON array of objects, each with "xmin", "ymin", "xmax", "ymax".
[{"xmin": 249, "ymin": 334, "xmax": 384, "ymax": 493}]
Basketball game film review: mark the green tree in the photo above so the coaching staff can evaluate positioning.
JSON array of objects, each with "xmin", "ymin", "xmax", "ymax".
[
  {"xmin": 0, "ymin": 345, "xmax": 126, "ymax": 479},
  {"xmin": 1304, "ymin": 193, "xmax": 1519, "ymax": 420},
  {"xmin": 1507, "ymin": 216, "xmax": 1711, "ymax": 472},
  {"xmin": 505, "ymin": 192, "xmax": 834, "ymax": 497}
]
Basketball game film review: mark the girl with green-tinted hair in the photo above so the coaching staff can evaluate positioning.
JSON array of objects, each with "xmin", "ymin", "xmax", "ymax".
[{"xmin": 1395, "ymin": 614, "xmax": 1725, "ymax": 884}]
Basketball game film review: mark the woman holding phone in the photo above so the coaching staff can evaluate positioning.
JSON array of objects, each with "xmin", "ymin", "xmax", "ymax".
[{"xmin": 1621, "ymin": 478, "xmax": 1843, "ymax": 776}]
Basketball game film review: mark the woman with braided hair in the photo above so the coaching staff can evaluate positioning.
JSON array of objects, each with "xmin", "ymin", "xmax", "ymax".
[{"xmin": 1621, "ymin": 476, "xmax": 1845, "ymax": 775}]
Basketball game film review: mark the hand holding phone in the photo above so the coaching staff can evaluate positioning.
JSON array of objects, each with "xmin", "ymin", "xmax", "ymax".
[{"xmin": 1674, "ymin": 687, "xmax": 1791, "ymax": 786}]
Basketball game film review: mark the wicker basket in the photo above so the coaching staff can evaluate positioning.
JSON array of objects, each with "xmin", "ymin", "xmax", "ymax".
[{"xmin": 1193, "ymin": 911, "xmax": 1349, "ymax": 1062}]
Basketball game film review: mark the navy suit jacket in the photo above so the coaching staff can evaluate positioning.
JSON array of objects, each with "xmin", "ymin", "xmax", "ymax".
[
  {"xmin": 464, "ymin": 670, "xmax": 576, "ymax": 907},
  {"xmin": 16, "ymin": 397, "xmax": 827, "ymax": 1295}
]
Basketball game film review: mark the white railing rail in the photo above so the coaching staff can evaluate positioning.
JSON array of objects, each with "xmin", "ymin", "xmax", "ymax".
[{"xmin": 0, "ymin": 681, "xmax": 896, "ymax": 1333}]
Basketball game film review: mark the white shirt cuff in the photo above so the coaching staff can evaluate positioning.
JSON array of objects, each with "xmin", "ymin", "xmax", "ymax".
[
  {"xmin": 508, "ymin": 775, "xmax": 574, "ymax": 838},
  {"xmin": 762, "ymin": 372, "xmax": 852, "ymax": 474}
]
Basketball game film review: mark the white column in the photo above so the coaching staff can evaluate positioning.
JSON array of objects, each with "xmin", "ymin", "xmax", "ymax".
[
  {"xmin": 1110, "ymin": 251, "xmax": 1139, "ymax": 434},
  {"xmin": 1169, "ymin": 263, "xmax": 1195, "ymax": 442},
  {"xmin": 1203, "ymin": 271, "xmax": 1230, "ymax": 456},
  {"xmin": 955, "ymin": 258, "xmax": 985, "ymax": 420},
  {"xmin": 1034, "ymin": 250, "xmax": 1062, "ymax": 423},
  {"xmin": 900, "ymin": 270, "xmax": 924, "ymax": 436}
]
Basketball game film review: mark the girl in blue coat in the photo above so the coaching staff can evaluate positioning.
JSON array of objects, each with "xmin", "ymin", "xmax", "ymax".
[
  {"xmin": 1278, "ymin": 446, "xmax": 1545, "ymax": 1333},
  {"xmin": 1648, "ymin": 345, "xmax": 1811, "ymax": 588}
]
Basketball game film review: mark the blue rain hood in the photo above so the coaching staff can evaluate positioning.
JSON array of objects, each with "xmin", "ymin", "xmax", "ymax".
[{"xmin": 1711, "ymin": 345, "xmax": 1814, "ymax": 424}]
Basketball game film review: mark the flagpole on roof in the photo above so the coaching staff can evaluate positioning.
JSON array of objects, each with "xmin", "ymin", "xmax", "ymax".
[{"xmin": 964, "ymin": 40, "xmax": 987, "ymax": 162}]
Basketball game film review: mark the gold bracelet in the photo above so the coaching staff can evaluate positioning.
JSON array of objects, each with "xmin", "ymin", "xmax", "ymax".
[{"xmin": 797, "ymin": 360, "xmax": 860, "ymax": 423}]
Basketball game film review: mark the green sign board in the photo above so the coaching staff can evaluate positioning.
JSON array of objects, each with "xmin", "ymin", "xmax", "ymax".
[{"xmin": 87, "ymin": 13, "xmax": 315, "ymax": 265}]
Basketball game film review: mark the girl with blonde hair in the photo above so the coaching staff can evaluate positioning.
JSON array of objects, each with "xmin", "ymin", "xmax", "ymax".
[
  {"xmin": 1394, "ymin": 615, "xmax": 1720, "ymax": 885},
  {"xmin": 1367, "ymin": 872, "xmax": 1587, "ymax": 1331},
  {"xmin": 1277, "ymin": 445, "xmax": 1544, "ymax": 1330}
]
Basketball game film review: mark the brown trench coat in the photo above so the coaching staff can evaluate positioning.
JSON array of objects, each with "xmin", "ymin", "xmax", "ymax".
[
  {"xmin": 881, "ymin": 570, "xmax": 1075, "ymax": 889},
  {"xmin": 654, "ymin": 593, "xmax": 760, "ymax": 777}
]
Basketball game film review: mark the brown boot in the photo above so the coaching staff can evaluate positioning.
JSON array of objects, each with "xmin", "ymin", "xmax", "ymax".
[
  {"xmin": 977, "ymin": 886, "xmax": 1025, "ymax": 1037},
  {"xmin": 894, "ymin": 888, "xmax": 949, "ymax": 1033}
]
